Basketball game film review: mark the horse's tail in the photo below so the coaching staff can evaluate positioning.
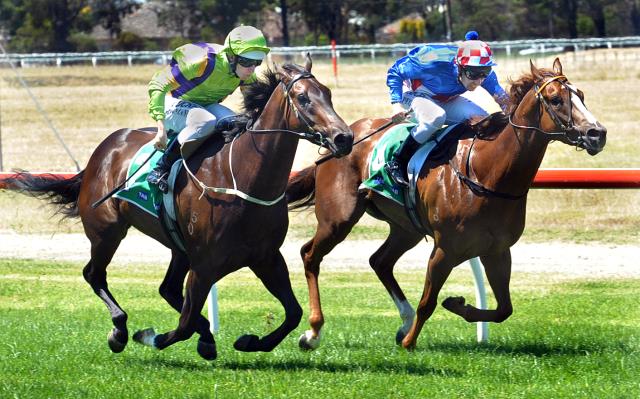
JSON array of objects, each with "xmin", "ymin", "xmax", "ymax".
[
  {"xmin": 286, "ymin": 165, "xmax": 316, "ymax": 210},
  {"xmin": 3, "ymin": 171, "xmax": 85, "ymax": 219}
]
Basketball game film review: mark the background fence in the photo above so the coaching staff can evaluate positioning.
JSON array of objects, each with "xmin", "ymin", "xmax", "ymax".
[{"xmin": 2, "ymin": 36, "xmax": 640, "ymax": 68}]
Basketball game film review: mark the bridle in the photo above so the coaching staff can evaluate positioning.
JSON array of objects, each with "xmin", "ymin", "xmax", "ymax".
[
  {"xmin": 452, "ymin": 74, "xmax": 584, "ymax": 200},
  {"xmin": 244, "ymin": 71, "xmax": 340, "ymax": 154},
  {"xmin": 508, "ymin": 74, "xmax": 589, "ymax": 149}
]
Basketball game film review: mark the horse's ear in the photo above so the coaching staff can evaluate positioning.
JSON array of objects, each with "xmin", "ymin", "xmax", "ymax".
[
  {"xmin": 530, "ymin": 60, "xmax": 542, "ymax": 80},
  {"xmin": 305, "ymin": 52, "xmax": 312, "ymax": 72},
  {"xmin": 552, "ymin": 57, "xmax": 563, "ymax": 75}
]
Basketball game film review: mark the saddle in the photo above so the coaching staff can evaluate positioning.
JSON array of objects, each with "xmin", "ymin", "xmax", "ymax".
[{"xmin": 359, "ymin": 122, "xmax": 467, "ymax": 234}]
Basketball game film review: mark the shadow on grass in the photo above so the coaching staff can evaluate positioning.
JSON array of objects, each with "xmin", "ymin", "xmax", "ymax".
[
  {"xmin": 421, "ymin": 339, "xmax": 631, "ymax": 357},
  {"xmin": 219, "ymin": 358, "xmax": 458, "ymax": 376},
  {"xmin": 131, "ymin": 356, "xmax": 460, "ymax": 376}
]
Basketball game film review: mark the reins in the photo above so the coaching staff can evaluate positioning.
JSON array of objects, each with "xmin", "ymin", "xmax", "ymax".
[
  {"xmin": 508, "ymin": 74, "xmax": 587, "ymax": 149},
  {"xmin": 315, "ymin": 111, "xmax": 411, "ymax": 165},
  {"xmin": 184, "ymin": 71, "xmax": 332, "ymax": 206},
  {"xmin": 453, "ymin": 74, "xmax": 577, "ymax": 200},
  {"xmin": 243, "ymin": 72, "xmax": 333, "ymax": 151}
]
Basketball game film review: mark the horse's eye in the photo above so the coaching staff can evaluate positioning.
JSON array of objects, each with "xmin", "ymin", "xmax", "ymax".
[
  {"xmin": 297, "ymin": 93, "xmax": 310, "ymax": 106},
  {"xmin": 550, "ymin": 96, "xmax": 562, "ymax": 106}
]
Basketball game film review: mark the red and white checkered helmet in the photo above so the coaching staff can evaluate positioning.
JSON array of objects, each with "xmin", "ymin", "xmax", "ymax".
[{"xmin": 456, "ymin": 40, "xmax": 496, "ymax": 67}]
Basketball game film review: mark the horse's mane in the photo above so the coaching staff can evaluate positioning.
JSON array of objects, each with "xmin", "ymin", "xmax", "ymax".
[
  {"xmin": 242, "ymin": 64, "xmax": 307, "ymax": 121},
  {"xmin": 507, "ymin": 67, "xmax": 555, "ymax": 115},
  {"xmin": 467, "ymin": 67, "xmax": 558, "ymax": 138}
]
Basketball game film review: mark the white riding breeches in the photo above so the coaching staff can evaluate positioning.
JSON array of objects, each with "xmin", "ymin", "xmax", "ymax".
[
  {"xmin": 399, "ymin": 90, "xmax": 489, "ymax": 144},
  {"xmin": 163, "ymin": 95, "xmax": 235, "ymax": 145}
]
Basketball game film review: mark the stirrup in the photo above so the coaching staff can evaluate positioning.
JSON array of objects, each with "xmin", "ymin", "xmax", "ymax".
[
  {"xmin": 147, "ymin": 169, "xmax": 169, "ymax": 193},
  {"xmin": 385, "ymin": 161, "xmax": 409, "ymax": 187}
]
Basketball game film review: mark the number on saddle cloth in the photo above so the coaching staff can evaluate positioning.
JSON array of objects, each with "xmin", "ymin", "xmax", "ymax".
[{"xmin": 112, "ymin": 137, "xmax": 179, "ymax": 218}]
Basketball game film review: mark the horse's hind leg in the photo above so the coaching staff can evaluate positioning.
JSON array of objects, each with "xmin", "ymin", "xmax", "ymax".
[
  {"xmin": 158, "ymin": 251, "xmax": 217, "ymax": 360},
  {"xmin": 298, "ymin": 191, "xmax": 367, "ymax": 350},
  {"xmin": 369, "ymin": 224, "xmax": 423, "ymax": 344},
  {"xmin": 442, "ymin": 249, "xmax": 513, "ymax": 323},
  {"xmin": 82, "ymin": 224, "xmax": 129, "ymax": 353},
  {"xmin": 137, "ymin": 268, "xmax": 215, "ymax": 354},
  {"xmin": 234, "ymin": 251, "xmax": 302, "ymax": 352}
]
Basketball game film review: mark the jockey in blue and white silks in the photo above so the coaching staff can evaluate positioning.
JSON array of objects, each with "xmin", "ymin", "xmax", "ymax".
[{"xmin": 384, "ymin": 31, "xmax": 509, "ymax": 187}]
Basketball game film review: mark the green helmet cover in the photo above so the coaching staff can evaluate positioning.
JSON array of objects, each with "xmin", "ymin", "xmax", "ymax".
[{"xmin": 225, "ymin": 26, "xmax": 270, "ymax": 57}]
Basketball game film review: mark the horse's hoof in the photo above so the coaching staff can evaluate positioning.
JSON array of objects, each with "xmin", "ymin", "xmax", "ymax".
[
  {"xmin": 298, "ymin": 330, "xmax": 321, "ymax": 351},
  {"xmin": 233, "ymin": 334, "xmax": 261, "ymax": 352},
  {"xmin": 107, "ymin": 328, "xmax": 128, "ymax": 353},
  {"xmin": 132, "ymin": 328, "xmax": 157, "ymax": 348},
  {"xmin": 442, "ymin": 296, "xmax": 466, "ymax": 312},
  {"xmin": 395, "ymin": 329, "xmax": 407, "ymax": 346},
  {"xmin": 197, "ymin": 339, "xmax": 217, "ymax": 360}
]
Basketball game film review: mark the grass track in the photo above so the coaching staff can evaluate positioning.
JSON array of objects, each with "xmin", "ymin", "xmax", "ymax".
[{"xmin": 1, "ymin": 258, "xmax": 639, "ymax": 398}]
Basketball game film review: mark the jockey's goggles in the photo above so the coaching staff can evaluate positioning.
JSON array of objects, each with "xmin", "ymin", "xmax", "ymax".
[
  {"xmin": 462, "ymin": 66, "xmax": 491, "ymax": 80},
  {"xmin": 237, "ymin": 56, "xmax": 262, "ymax": 68}
]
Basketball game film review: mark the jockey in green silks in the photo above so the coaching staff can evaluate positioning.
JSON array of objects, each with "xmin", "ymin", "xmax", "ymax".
[{"xmin": 146, "ymin": 25, "xmax": 270, "ymax": 193}]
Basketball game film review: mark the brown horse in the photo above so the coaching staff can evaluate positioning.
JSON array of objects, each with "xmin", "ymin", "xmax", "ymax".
[
  {"xmin": 4, "ymin": 57, "xmax": 353, "ymax": 359},
  {"xmin": 286, "ymin": 58, "xmax": 606, "ymax": 350}
]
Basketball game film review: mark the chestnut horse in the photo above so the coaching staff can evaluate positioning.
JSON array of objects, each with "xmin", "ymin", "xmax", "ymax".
[
  {"xmin": 5, "ymin": 57, "xmax": 353, "ymax": 359},
  {"xmin": 286, "ymin": 58, "xmax": 606, "ymax": 350}
]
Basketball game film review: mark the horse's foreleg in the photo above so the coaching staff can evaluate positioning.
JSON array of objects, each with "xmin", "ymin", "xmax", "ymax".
[
  {"xmin": 369, "ymin": 225, "xmax": 423, "ymax": 344},
  {"xmin": 234, "ymin": 251, "xmax": 302, "ymax": 352},
  {"xmin": 402, "ymin": 246, "xmax": 454, "ymax": 350},
  {"xmin": 158, "ymin": 251, "xmax": 216, "ymax": 360},
  {"xmin": 299, "ymin": 198, "xmax": 366, "ymax": 350},
  {"xmin": 136, "ymin": 269, "xmax": 214, "ymax": 355},
  {"xmin": 82, "ymin": 228, "xmax": 128, "ymax": 353},
  {"xmin": 442, "ymin": 250, "xmax": 513, "ymax": 323}
]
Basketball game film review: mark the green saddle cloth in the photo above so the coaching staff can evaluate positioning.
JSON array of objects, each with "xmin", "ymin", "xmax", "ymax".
[
  {"xmin": 113, "ymin": 141, "xmax": 169, "ymax": 218},
  {"xmin": 360, "ymin": 123, "xmax": 415, "ymax": 205}
]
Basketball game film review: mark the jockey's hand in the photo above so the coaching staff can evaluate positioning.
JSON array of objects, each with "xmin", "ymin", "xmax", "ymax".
[
  {"xmin": 391, "ymin": 110, "xmax": 408, "ymax": 124},
  {"xmin": 152, "ymin": 120, "xmax": 167, "ymax": 150}
]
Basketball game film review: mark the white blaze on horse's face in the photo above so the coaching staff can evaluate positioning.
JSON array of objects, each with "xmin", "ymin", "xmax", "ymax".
[{"xmin": 568, "ymin": 84, "xmax": 598, "ymax": 125}]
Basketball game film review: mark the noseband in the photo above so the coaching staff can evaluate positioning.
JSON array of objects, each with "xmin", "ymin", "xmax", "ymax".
[
  {"xmin": 245, "ymin": 71, "xmax": 339, "ymax": 153},
  {"xmin": 508, "ymin": 75, "xmax": 588, "ymax": 149}
]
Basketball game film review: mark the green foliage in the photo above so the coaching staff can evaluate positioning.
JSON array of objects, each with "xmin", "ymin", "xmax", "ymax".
[
  {"xmin": 577, "ymin": 13, "xmax": 597, "ymax": 36},
  {"xmin": 167, "ymin": 36, "xmax": 191, "ymax": 51},
  {"xmin": 113, "ymin": 31, "xmax": 145, "ymax": 51},
  {"xmin": 68, "ymin": 32, "xmax": 98, "ymax": 52},
  {"xmin": 304, "ymin": 32, "xmax": 330, "ymax": 46},
  {"xmin": 9, "ymin": 13, "xmax": 52, "ymax": 52}
]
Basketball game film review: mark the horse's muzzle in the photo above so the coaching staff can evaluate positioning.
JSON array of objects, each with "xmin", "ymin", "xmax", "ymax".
[
  {"xmin": 581, "ymin": 124, "xmax": 607, "ymax": 156},
  {"xmin": 330, "ymin": 131, "xmax": 354, "ymax": 158}
]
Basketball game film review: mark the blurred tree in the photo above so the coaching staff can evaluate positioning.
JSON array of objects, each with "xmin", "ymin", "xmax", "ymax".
[
  {"xmin": 561, "ymin": 0, "xmax": 579, "ymax": 38},
  {"xmin": 154, "ymin": 0, "xmax": 264, "ymax": 43},
  {"xmin": 0, "ymin": 0, "xmax": 138, "ymax": 52},
  {"xmin": 90, "ymin": 0, "xmax": 140, "ymax": 38}
]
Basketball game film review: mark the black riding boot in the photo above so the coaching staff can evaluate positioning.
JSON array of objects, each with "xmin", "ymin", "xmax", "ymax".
[
  {"xmin": 384, "ymin": 135, "xmax": 421, "ymax": 187},
  {"xmin": 214, "ymin": 115, "xmax": 250, "ymax": 142},
  {"xmin": 147, "ymin": 138, "xmax": 181, "ymax": 193}
]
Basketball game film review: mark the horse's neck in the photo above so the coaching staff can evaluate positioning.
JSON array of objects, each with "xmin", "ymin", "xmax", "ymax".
[
  {"xmin": 238, "ymin": 89, "xmax": 299, "ymax": 192},
  {"xmin": 473, "ymin": 94, "xmax": 550, "ymax": 195}
]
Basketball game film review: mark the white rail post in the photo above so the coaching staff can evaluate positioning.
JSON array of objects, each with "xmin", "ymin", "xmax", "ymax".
[
  {"xmin": 468, "ymin": 257, "xmax": 489, "ymax": 343},
  {"xmin": 207, "ymin": 285, "xmax": 219, "ymax": 333}
]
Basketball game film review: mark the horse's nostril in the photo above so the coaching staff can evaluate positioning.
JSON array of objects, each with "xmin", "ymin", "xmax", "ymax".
[
  {"xmin": 587, "ymin": 127, "xmax": 606, "ymax": 139},
  {"xmin": 333, "ymin": 132, "xmax": 354, "ymax": 149}
]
